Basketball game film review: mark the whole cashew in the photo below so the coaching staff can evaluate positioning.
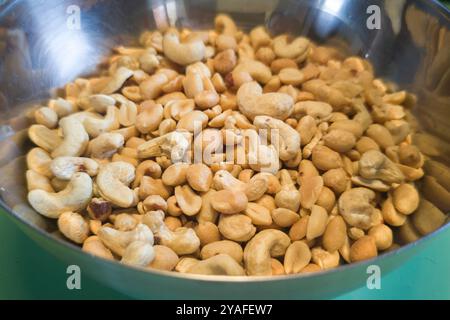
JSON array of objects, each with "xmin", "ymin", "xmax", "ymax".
[
  {"xmin": 97, "ymin": 223, "xmax": 154, "ymax": 256},
  {"xmin": 254, "ymin": 116, "xmax": 301, "ymax": 161},
  {"xmin": 339, "ymin": 187, "xmax": 376, "ymax": 230},
  {"xmin": 243, "ymin": 229, "xmax": 291, "ymax": 276},
  {"xmin": 28, "ymin": 125, "xmax": 63, "ymax": 153},
  {"xmin": 273, "ymin": 35, "xmax": 310, "ymax": 62},
  {"xmin": 186, "ymin": 254, "xmax": 245, "ymax": 276},
  {"xmin": 50, "ymin": 157, "xmax": 99, "ymax": 180},
  {"xmin": 163, "ymin": 29, "xmax": 205, "ymax": 65},
  {"xmin": 26, "ymin": 148, "xmax": 53, "ymax": 178},
  {"xmin": 26, "ymin": 170, "xmax": 53, "ymax": 192},
  {"xmin": 28, "ymin": 172, "xmax": 93, "ymax": 218},
  {"xmin": 232, "ymin": 59, "xmax": 272, "ymax": 84},
  {"xmin": 96, "ymin": 161, "xmax": 136, "ymax": 208},
  {"xmin": 83, "ymin": 106, "xmax": 120, "ymax": 138},
  {"xmin": 143, "ymin": 210, "xmax": 200, "ymax": 255},
  {"xmin": 52, "ymin": 117, "xmax": 89, "ymax": 158}
]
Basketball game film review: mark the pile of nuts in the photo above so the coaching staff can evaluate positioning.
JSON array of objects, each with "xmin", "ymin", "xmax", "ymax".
[{"xmin": 24, "ymin": 14, "xmax": 447, "ymax": 276}]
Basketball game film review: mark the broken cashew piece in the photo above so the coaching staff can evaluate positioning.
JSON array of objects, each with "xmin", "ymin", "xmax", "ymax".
[
  {"xmin": 339, "ymin": 187, "xmax": 376, "ymax": 230},
  {"xmin": 254, "ymin": 116, "xmax": 301, "ymax": 161},
  {"xmin": 237, "ymin": 81, "xmax": 293, "ymax": 120},
  {"xmin": 101, "ymin": 67, "xmax": 134, "ymax": 94},
  {"xmin": 213, "ymin": 170, "xmax": 268, "ymax": 201},
  {"xmin": 96, "ymin": 161, "xmax": 136, "ymax": 208},
  {"xmin": 359, "ymin": 150, "xmax": 405, "ymax": 184},
  {"xmin": 143, "ymin": 211, "xmax": 200, "ymax": 255},
  {"xmin": 97, "ymin": 223, "xmax": 154, "ymax": 257},
  {"xmin": 28, "ymin": 172, "xmax": 93, "ymax": 219},
  {"xmin": 137, "ymin": 131, "xmax": 191, "ymax": 163},
  {"xmin": 52, "ymin": 117, "xmax": 89, "ymax": 158}
]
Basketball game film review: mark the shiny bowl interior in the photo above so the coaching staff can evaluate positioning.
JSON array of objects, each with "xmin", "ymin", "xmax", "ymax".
[{"xmin": 0, "ymin": 0, "xmax": 449, "ymax": 299}]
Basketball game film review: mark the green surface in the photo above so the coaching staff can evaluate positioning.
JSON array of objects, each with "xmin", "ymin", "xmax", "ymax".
[{"xmin": 0, "ymin": 210, "xmax": 449, "ymax": 300}]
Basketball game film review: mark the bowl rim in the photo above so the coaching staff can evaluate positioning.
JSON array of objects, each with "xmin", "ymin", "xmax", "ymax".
[{"xmin": 0, "ymin": 0, "xmax": 449, "ymax": 284}]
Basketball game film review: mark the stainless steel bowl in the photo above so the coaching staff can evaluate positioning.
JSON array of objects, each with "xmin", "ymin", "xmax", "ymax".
[{"xmin": 0, "ymin": 0, "xmax": 449, "ymax": 299}]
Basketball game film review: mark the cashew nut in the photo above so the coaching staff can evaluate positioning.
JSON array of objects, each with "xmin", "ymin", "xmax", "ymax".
[
  {"xmin": 186, "ymin": 254, "xmax": 245, "ymax": 276},
  {"xmin": 243, "ymin": 229, "xmax": 291, "ymax": 276},
  {"xmin": 218, "ymin": 214, "xmax": 256, "ymax": 242},
  {"xmin": 57, "ymin": 211, "xmax": 89, "ymax": 244},
  {"xmin": 237, "ymin": 81, "xmax": 293, "ymax": 120},
  {"xmin": 274, "ymin": 170, "xmax": 300, "ymax": 212},
  {"xmin": 233, "ymin": 59, "xmax": 272, "ymax": 84},
  {"xmin": 97, "ymin": 223, "xmax": 154, "ymax": 256},
  {"xmin": 28, "ymin": 126, "xmax": 60, "ymax": 153},
  {"xmin": 359, "ymin": 150, "xmax": 405, "ymax": 184},
  {"xmin": 87, "ymin": 132, "xmax": 124, "ymax": 159},
  {"xmin": 254, "ymin": 116, "xmax": 300, "ymax": 161},
  {"xmin": 201, "ymin": 240, "xmax": 244, "ymax": 263},
  {"xmin": 96, "ymin": 161, "xmax": 136, "ymax": 208},
  {"xmin": 338, "ymin": 187, "xmax": 376, "ymax": 230},
  {"xmin": 52, "ymin": 117, "xmax": 89, "ymax": 158},
  {"xmin": 143, "ymin": 211, "xmax": 200, "ymax": 255},
  {"xmin": 101, "ymin": 67, "xmax": 134, "ymax": 94},
  {"xmin": 28, "ymin": 172, "xmax": 93, "ymax": 218},
  {"xmin": 50, "ymin": 157, "xmax": 99, "ymax": 180},
  {"xmin": 137, "ymin": 131, "xmax": 191, "ymax": 163},
  {"xmin": 83, "ymin": 106, "xmax": 120, "ymax": 138},
  {"xmin": 163, "ymin": 29, "xmax": 205, "ymax": 65},
  {"xmin": 121, "ymin": 241, "xmax": 155, "ymax": 267},
  {"xmin": 82, "ymin": 236, "xmax": 114, "ymax": 260},
  {"xmin": 213, "ymin": 170, "xmax": 268, "ymax": 201},
  {"xmin": 26, "ymin": 148, "xmax": 53, "ymax": 178},
  {"xmin": 273, "ymin": 35, "xmax": 310, "ymax": 62}
]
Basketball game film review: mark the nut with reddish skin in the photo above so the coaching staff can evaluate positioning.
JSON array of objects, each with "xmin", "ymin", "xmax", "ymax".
[{"xmin": 87, "ymin": 198, "xmax": 112, "ymax": 222}]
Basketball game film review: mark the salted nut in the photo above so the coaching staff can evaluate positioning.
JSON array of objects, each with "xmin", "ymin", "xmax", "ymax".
[
  {"xmin": 28, "ymin": 172, "xmax": 93, "ymax": 219},
  {"xmin": 237, "ymin": 81, "xmax": 294, "ymax": 120},
  {"xmin": 23, "ymin": 13, "xmax": 433, "ymax": 277},
  {"xmin": 96, "ymin": 161, "xmax": 136, "ymax": 208}
]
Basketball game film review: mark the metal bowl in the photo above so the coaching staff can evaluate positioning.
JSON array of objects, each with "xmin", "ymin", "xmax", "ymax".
[{"xmin": 0, "ymin": 0, "xmax": 449, "ymax": 299}]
